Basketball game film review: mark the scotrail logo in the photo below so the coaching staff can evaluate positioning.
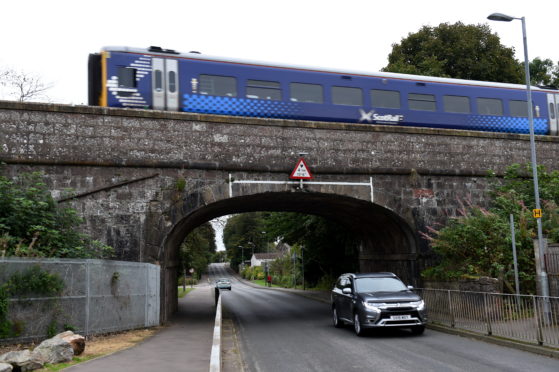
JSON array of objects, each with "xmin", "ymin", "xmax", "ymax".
[{"xmin": 359, "ymin": 109, "xmax": 404, "ymax": 124}]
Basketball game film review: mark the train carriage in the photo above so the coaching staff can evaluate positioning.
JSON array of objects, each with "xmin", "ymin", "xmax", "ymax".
[{"xmin": 88, "ymin": 46, "xmax": 559, "ymax": 136}]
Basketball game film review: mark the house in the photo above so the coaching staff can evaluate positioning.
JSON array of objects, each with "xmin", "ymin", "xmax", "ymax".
[{"xmin": 250, "ymin": 252, "xmax": 282, "ymax": 268}]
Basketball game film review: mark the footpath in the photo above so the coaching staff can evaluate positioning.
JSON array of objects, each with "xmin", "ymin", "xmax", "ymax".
[{"xmin": 66, "ymin": 284, "xmax": 216, "ymax": 372}]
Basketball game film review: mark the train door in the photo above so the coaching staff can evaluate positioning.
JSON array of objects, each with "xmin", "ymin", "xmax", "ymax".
[
  {"xmin": 548, "ymin": 94, "xmax": 558, "ymax": 136},
  {"xmin": 152, "ymin": 58, "xmax": 179, "ymax": 111}
]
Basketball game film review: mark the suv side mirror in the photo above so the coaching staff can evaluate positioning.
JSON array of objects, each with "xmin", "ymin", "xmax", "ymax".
[
  {"xmin": 407, "ymin": 285, "xmax": 414, "ymax": 290},
  {"xmin": 342, "ymin": 287, "xmax": 352, "ymax": 295}
]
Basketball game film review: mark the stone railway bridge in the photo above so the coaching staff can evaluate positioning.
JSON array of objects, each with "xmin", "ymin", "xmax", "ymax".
[{"xmin": 2, "ymin": 100, "xmax": 559, "ymax": 321}]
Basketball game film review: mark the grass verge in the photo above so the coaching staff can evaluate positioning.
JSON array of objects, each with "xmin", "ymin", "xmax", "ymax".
[
  {"xmin": 178, "ymin": 287, "xmax": 194, "ymax": 298},
  {"xmin": 39, "ymin": 355, "xmax": 100, "ymax": 371}
]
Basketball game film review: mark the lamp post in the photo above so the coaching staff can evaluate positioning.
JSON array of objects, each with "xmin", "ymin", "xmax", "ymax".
[
  {"xmin": 488, "ymin": 13, "xmax": 549, "ymax": 300},
  {"xmin": 238, "ymin": 245, "xmax": 244, "ymax": 271}
]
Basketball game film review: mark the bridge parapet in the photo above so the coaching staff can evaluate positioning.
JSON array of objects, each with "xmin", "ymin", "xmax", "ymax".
[{"xmin": 2, "ymin": 100, "xmax": 558, "ymax": 178}]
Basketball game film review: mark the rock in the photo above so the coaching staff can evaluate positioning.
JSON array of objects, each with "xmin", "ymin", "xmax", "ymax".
[
  {"xmin": 32, "ymin": 337, "xmax": 73, "ymax": 364},
  {"xmin": 0, "ymin": 362, "xmax": 12, "ymax": 372},
  {"xmin": 56, "ymin": 333, "xmax": 86, "ymax": 356},
  {"xmin": 53, "ymin": 331, "xmax": 75, "ymax": 339},
  {"xmin": 0, "ymin": 350, "xmax": 43, "ymax": 371}
]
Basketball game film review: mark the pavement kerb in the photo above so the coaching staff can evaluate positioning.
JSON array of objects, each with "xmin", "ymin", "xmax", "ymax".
[
  {"xmin": 209, "ymin": 293, "xmax": 222, "ymax": 372},
  {"xmin": 427, "ymin": 323, "xmax": 559, "ymax": 360},
  {"xmin": 232, "ymin": 272, "xmax": 559, "ymax": 359}
]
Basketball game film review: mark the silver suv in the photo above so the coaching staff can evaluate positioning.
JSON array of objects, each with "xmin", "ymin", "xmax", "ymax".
[{"xmin": 331, "ymin": 272, "xmax": 427, "ymax": 336}]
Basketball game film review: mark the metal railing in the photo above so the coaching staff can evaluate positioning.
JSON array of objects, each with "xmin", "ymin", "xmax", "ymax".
[
  {"xmin": 417, "ymin": 288, "xmax": 559, "ymax": 347},
  {"xmin": 546, "ymin": 252, "xmax": 559, "ymax": 274}
]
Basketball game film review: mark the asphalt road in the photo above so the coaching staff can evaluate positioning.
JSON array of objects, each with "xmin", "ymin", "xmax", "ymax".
[{"xmin": 208, "ymin": 263, "xmax": 559, "ymax": 372}]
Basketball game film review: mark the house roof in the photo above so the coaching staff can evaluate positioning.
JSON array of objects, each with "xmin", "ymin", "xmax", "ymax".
[{"xmin": 253, "ymin": 253, "xmax": 282, "ymax": 260}]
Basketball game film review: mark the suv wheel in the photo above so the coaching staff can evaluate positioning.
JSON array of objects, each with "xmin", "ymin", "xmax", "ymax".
[
  {"xmin": 332, "ymin": 306, "xmax": 343, "ymax": 328},
  {"xmin": 353, "ymin": 312, "xmax": 364, "ymax": 336}
]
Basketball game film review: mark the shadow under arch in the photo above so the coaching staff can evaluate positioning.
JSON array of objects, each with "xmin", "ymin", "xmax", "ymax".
[{"xmin": 160, "ymin": 191, "xmax": 418, "ymax": 319}]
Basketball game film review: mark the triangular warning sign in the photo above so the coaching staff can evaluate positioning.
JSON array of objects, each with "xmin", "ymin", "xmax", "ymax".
[{"xmin": 290, "ymin": 158, "xmax": 313, "ymax": 180}]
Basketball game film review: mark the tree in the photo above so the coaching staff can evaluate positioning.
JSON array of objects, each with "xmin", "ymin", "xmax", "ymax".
[
  {"xmin": 526, "ymin": 57, "xmax": 559, "ymax": 87},
  {"xmin": 383, "ymin": 22, "xmax": 524, "ymax": 83},
  {"xmin": 0, "ymin": 68, "xmax": 52, "ymax": 102},
  {"xmin": 178, "ymin": 223, "xmax": 216, "ymax": 279},
  {"xmin": 223, "ymin": 212, "xmax": 268, "ymax": 270},
  {"xmin": 0, "ymin": 172, "xmax": 113, "ymax": 258}
]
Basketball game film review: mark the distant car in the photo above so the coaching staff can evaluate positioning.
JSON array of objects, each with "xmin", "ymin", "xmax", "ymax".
[
  {"xmin": 331, "ymin": 272, "xmax": 427, "ymax": 336},
  {"xmin": 215, "ymin": 278, "xmax": 232, "ymax": 290}
]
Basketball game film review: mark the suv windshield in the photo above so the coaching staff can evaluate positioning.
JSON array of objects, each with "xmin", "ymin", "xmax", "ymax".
[{"xmin": 354, "ymin": 277, "xmax": 407, "ymax": 293}]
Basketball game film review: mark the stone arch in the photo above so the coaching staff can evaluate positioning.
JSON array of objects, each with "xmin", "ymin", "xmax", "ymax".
[{"xmin": 157, "ymin": 190, "xmax": 418, "ymax": 321}]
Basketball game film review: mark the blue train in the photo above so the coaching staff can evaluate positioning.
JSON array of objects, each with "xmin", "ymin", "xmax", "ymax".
[{"xmin": 88, "ymin": 46, "xmax": 559, "ymax": 135}]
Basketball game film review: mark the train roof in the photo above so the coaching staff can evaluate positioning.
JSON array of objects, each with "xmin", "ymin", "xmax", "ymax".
[{"xmin": 101, "ymin": 46, "xmax": 558, "ymax": 93}]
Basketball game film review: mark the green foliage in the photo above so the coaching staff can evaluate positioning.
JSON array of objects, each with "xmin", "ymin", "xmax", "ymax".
[
  {"xmin": 177, "ymin": 288, "xmax": 194, "ymax": 298},
  {"xmin": 422, "ymin": 207, "xmax": 519, "ymax": 279},
  {"xmin": 178, "ymin": 223, "xmax": 216, "ymax": 279},
  {"xmin": 0, "ymin": 265, "xmax": 64, "ymax": 339},
  {"xmin": 223, "ymin": 212, "xmax": 270, "ymax": 270},
  {"xmin": 226, "ymin": 212, "xmax": 360, "ymax": 288},
  {"xmin": 175, "ymin": 177, "xmax": 186, "ymax": 192},
  {"xmin": 63, "ymin": 323, "xmax": 77, "ymax": 332},
  {"xmin": 423, "ymin": 163, "xmax": 559, "ymax": 293},
  {"xmin": 212, "ymin": 250, "xmax": 227, "ymax": 263},
  {"xmin": 262, "ymin": 213, "xmax": 360, "ymax": 287},
  {"xmin": 46, "ymin": 320, "xmax": 58, "ymax": 338},
  {"xmin": 241, "ymin": 265, "xmax": 264, "ymax": 280},
  {"xmin": 0, "ymin": 172, "xmax": 114, "ymax": 258},
  {"xmin": 383, "ymin": 22, "xmax": 524, "ymax": 83},
  {"xmin": 527, "ymin": 57, "xmax": 559, "ymax": 87},
  {"xmin": 4, "ymin": 265, "xmax": 64, "ymax": 298}
]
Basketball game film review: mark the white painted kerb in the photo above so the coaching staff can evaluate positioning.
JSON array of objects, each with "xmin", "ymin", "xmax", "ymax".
[{"xmin": 209, "ymin": 293, "xmax": 222, "ymax": 372}]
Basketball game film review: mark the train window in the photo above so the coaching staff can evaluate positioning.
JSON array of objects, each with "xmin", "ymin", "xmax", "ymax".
[
  {"xmin": 246, "ymin": 80, "xmax": 281, "ymax": 100},
  {"xmin": 508, "ymin": 99, "xmax": 533, "ymax": 117},
  {"xmin": 550, "ymin": 102, "xmax": 556, "ymax": 119},
  {"xmin": 199, "ymin": 74, "xmax": 237, "ymax": 97},
  {"xmin": 154, "ymin": 70, "xmax": 163, "ymax": 91},
  {"xmin": 118, "ymin": 67, "xmax": 136, "ymax": 88},
  {"xmin": 331, "ymin": 86, "xmax": 362, "ymax": 106},
  {"xmin": 168, "ymin": 71, "xmax": 177, "ymax": 93},
  {"xmin": 371, "ymin": 89, "xmax": 400, "ymax": 109},
  {"xmin": 443, "ymin": 95, "xmax": 470, "ymax": 114},
  {"xmin": 477, "ymin": 98, "xmax": 503, "ymax": 116},
  {"xmin": 290, "ymin": 83, "xmax": 323, "ymax": 103},
  {"xmin": 408, "ymin": 93, "xmax": 436, "ymax": 111}
]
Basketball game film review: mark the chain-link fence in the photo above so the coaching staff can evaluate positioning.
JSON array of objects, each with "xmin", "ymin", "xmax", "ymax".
[
  {"xmin": 418, "ymin": 288, "xmax": 559, "ymax": 347},
  {"xmin": 0, "ymin": 258, "xmax": 160, "ymax": 343}
]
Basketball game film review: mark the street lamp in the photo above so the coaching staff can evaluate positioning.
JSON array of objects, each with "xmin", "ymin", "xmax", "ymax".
[
  {"xmin": 487, "ymin": 13, "xmax": 549, "ymax": 300},
  {"xmin": 238, "ymin": 245, "xmax": 244, "ymax": 270},
  {"xmin": 261, "ymin": 231, "xmax": 268, "ymax": 254}
]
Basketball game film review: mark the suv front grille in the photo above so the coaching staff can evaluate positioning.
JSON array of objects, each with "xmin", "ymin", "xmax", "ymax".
[
  {"xmin": 379, "ymin": 310, "xmax": 419, "ymax": 320},
  {"xmin": 385, "ymin": 306, "xmax": 414, "ymax": 311}
]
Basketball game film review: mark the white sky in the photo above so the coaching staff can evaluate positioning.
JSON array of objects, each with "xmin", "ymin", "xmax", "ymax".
[
  {"xmin": 210, "ymin": 216, "xmax": 230, "ymax": 252},
  {"xmin": 2, "ymin": 0, "xmax": 558, "ymax": 104}
]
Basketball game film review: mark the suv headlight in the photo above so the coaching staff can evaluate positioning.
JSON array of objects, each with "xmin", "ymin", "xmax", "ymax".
[
  {"xmin": 362, "ymin": 301, "xmax": 381, "ymax": 312},
  {"xmin": 410, "ymin": 300, "xmax": 425, "ymax": 311}
]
